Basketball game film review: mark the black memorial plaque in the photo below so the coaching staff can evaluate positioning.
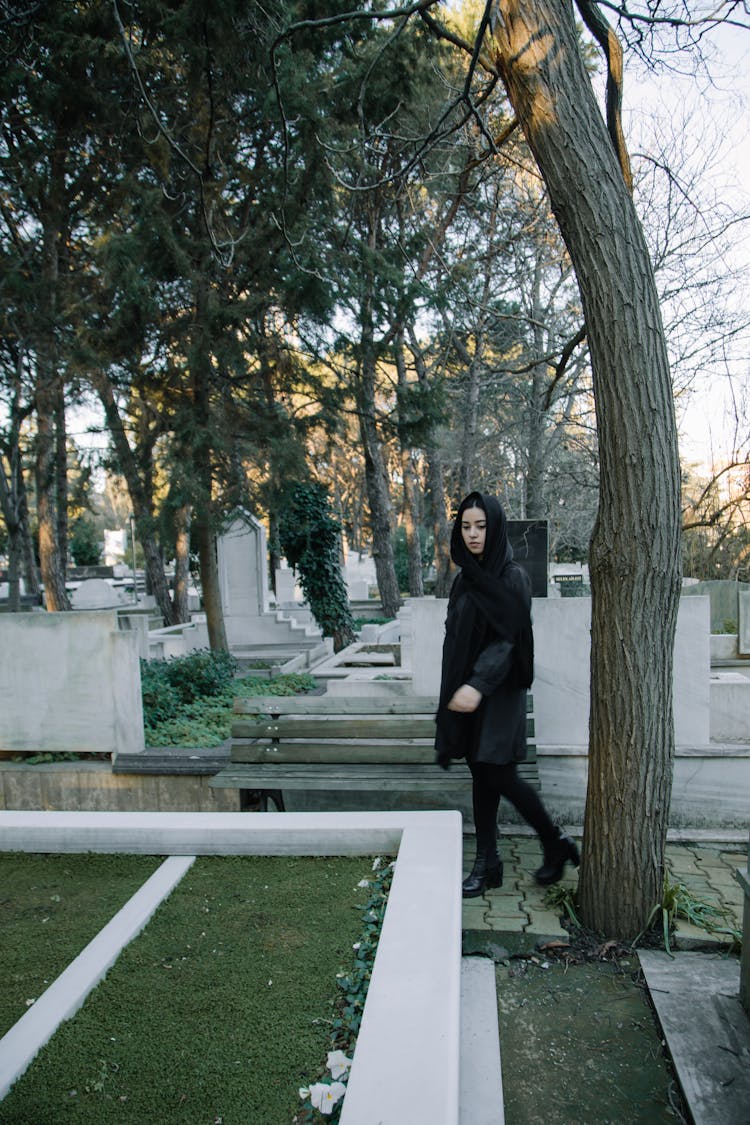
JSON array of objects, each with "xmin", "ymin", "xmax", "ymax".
[{"xmin": 508, "ymin": 520, "xmax": 548, "ymax": 598}]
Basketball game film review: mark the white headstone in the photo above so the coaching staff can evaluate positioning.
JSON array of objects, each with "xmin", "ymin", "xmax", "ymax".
[
  {"xmin": 739, "ymin": 591, "xmax": 750, "ymax": 656},
  {"xmin": 71, "ymin": 579, "xmax": 129, "ymax": 609},
  {"xmin": 217, "ymin": 512, "xmax": 270, "ymax": 646},
  {"xmin": 275, "ymin": 567, "xmax": 298, "ymax": 604}
]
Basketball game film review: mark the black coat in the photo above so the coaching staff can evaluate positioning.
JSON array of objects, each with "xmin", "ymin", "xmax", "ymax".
[{"xmin": 436, "ymin": 564, "xmax": 530, "ymax": 766}]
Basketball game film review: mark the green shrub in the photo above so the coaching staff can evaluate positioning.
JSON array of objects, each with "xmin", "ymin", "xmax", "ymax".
[
  {"xmin": 139, "ymin": 660, "xmax": 181, "ymax": 726},
  {"xmin": 142, "ymin": 668, "xmax": 317, "ymax": 748},
  {"xmin": 163, "ymin": 648, "xmax": 238, "ymax": 703}
]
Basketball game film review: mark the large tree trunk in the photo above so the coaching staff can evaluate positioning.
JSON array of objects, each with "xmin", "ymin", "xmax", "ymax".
[
  {"xmin": 194, "ymin": 517, "xmax": 228, "ymax": 652},
  {"xmin": 172, "ymin": 502, "xmax": 191, "ymax": 624},
  {"xmin": 492, "ymin": 0, "xmax": 682, "ymax": 937},
  {"xmin": 190, "ymin": 272, "xmax": 229, "ymax": 652},
  {"xmin": 35, "ymin": 156, "xmax": 70, "ymax": 612},
  {"xmin": 357, "ymin": 245, "xmax": 401, "ymax": 618},
  {"xmin": 35, "ymin": 383, "xmax": 70, "ymax": 611},
  {"xmin": 412, "ymin": 345, "xmax": 452, "ymax": 596},
  {"xmin": 93, "ymin": 373, "xmax": 178, "ymax": 626},
  {"xmin": 395, "ymin": 335, "xmax": 424, "ymax": 597}
]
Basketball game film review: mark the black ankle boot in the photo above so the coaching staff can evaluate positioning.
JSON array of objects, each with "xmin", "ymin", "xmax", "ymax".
[
  {"xmin": 462, "ymin": 852, "xmax": 503, "ymax": 898},
  {"xmin": 535, "ymin": 830, "xmax": 580, "ymax": 886}
]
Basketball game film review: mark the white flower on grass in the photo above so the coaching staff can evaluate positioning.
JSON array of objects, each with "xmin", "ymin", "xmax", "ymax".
[
  {"xmin": 308, "ymin": 1081, "xmax": 347, "ymax": 1115},
  {"xmin": 326, "ymin": 1049, "xmax": 352, "ymax": 1079},
  {"xmin": 352, "ymin": 942, "xmax": 361, "ymax": 951},
  {"xmin": 357, "ymin": 879, "xmax": 369, "ymax": 888}
]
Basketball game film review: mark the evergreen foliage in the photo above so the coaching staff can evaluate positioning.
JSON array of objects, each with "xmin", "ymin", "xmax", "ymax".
[
  {"xmin": 279, "ymin": 483, "xmax": 356, "ymax": 652},
  {"xmin": 69, "ymin": 517, "xmax": 101, "ymax": 567}
]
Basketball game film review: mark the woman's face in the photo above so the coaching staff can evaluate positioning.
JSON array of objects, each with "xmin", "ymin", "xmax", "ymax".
[{"xmin": 461, "ymin": 506, "xmax": 486, "ymax": 558}]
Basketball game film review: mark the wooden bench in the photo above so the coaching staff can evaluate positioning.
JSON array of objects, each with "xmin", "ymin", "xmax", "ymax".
[{"xmin": 209, "ymin": 694, "xmax": 538, "ymax": 811}]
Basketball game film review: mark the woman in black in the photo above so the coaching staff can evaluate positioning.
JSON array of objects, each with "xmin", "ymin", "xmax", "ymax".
[{"xmin": 435, "ymin": 491, "xmax": 580, "ymax": 898}]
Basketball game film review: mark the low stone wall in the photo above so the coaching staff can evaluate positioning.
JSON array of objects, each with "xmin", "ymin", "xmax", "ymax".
[
  {"xmin": 0, "ymin": 763, "xmax": 239, "ymax": 813},
  {"xmin": 5, "ymin": 747, "xmax": 744, "ymax": 828}
]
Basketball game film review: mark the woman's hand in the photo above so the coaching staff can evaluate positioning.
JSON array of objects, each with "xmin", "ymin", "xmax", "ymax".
[{"xmin": 447, "ymin": 684, "xmax": 482, "ymax": 713}]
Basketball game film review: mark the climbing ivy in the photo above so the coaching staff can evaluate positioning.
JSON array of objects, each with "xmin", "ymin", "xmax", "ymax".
[{"xmin": 278, "ymin": 483, "xmax": 356, "ymax": 652}]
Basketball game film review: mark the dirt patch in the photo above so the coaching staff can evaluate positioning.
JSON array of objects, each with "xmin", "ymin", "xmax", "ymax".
[{"xmin": 493, "ymin": 954, "xmax": 689, "ymax": 1124}]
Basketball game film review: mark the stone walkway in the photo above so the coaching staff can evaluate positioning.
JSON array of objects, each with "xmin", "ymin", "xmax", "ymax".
[{"xmin": 461, "ymin": 829, "xmax": 746, "ymax": 947}]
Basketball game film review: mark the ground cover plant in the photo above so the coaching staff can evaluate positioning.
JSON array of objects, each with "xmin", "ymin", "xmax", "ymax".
[
  {"xmin": 1, "ymin": 855, "xmax": 373, "ymax": 1123},
  {"xmin": 0, "ymin": 854, "xmax": 162, "ymax": 1039},
  {"xmin": 140, "ymin": 649, "xmax": 316, "ymax": 748}
]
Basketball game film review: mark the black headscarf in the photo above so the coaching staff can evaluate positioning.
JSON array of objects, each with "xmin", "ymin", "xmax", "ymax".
[{"xmin": 435, "ymin": 492, "xmax": 533, "ymax": 760}]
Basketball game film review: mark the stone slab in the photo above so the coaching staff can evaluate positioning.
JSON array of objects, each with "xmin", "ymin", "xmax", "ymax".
[
  {"xmin": 460, "ymin": 957, "xmax": 504, "ymax": 1125},
  {"xmin": 638, "ymin": 950, "xmax": 750, "ymax": 1125}
]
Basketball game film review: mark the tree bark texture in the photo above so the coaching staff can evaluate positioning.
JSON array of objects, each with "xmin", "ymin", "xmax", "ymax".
[
  {"xmin": 172, "ymin": 503, "xmax": 191, "ymax": 624},
  {"xmin": 194, "ymin": 516, "xmax": 228, "ymax": 652},
  {"xmin": 35, "ymin": 148, "xmax": 70, "ymax": 612},
  {"xmin": 94, "ymin": 374, "xmax": 178, "ymax": 626},
  {"xmin": 357, "ymin": 247, "xmax": 401, "ymax": 619},
  {"xmin": 395, "ymin": 336, "xmax": 425, "ymax": 597},
  {"xmin": 491, "ymin": 0, "xmax": 682, "ymax": 937}
]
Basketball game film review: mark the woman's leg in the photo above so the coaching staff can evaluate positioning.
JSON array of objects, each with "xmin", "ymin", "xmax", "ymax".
[
  {"xmin": 463, "ymin": 759, "xmax": 504, "ymax": 897},
  {"xmin": 478, "ymin": 762, "xmax": 580, "ymax": 885}
]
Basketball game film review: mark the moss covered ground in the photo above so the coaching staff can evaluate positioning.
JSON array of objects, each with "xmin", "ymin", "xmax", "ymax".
[
  {"xmin": 0, "ymin": 853, "xmax": 162, "ymax": 1039},
  {"xmin": 2, "ymin": 855, "xmax": 371, "ymax": 1124}
]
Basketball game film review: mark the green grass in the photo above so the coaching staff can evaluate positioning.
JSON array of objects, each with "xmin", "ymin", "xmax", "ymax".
[
  {"xmin": 144, "ymin": 672, "xmax": 317, "ymax": 748},
  {"xmin": 2, "ymin": 855, "xmax": 371, "ymax": 1124},
  {"xmin": 0, "ymin": 853, "xmax": 163, "ymax": 1039}
]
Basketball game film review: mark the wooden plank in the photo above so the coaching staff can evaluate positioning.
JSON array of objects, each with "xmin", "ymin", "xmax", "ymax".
[
  {"xmin": 210, "ymin": 764, "xmax": 473, "ymax": 791},
  {"xmin": 231, "ymin": 716, "xmax": 437, "ymax": 739},
  {"xmin": 232, "ymin": 715, "xmax": 535, "ymax": 741},
  {"xmin": 231, "ymin": 739, "xmax": 436, "ymax": 764},
  {"xmin": 232, "ymin": 696, "xmax": 439, "ymax": 715},
  {"xmin": 209, "ymin": 762, "xmax": 540, "ymax": 791}
]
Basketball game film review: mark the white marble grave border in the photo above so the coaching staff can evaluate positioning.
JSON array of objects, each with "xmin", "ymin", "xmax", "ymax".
[{"xmin": 0, "ymin": 810, "xmax": 464, "ymax": 1125}]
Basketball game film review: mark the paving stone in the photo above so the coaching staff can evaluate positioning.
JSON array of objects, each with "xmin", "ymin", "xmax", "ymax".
[
  {"xmin": 673, "ymin": 920, "xmax": 733, "ymax": 949},
  {"xmin": 526, "ymin": 910, "xmax": 568, "ymax": 938},
  {"xmin": 483, "ymin": 914, "xmax": 529, "ymax": 932},
  {"xmin": 461, "ymin": 916, "xmax": 498, "ymax": 931}
]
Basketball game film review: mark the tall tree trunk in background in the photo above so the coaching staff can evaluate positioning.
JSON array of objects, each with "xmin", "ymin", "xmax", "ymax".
[
  {"xmin": 357, "ymin": 232, "xmax": 401, "ymax": 618},
  {"xmin": 54, "ymin": 384, "xmax": 69, "ymax": 571},
  {"xmin": 35, "ymin": 150, "xmax": 70, "ymax": 611},
  {"xmin": 190, "ymin": 274, "xmax": 228, "ymax": 652},
  {"xmin": 194, "ymin": 516, "xmax": 227, "ymax": 651},
  {"xmin": 395, "ymin": 335, "xmax": 424, "ymax": 596},
  {"xmin": 412, "ymin": 345, "xmax": 452, "ymax": 596},
  {"xmin": 0, "ymin": 454, "xmax": 22, "ymax": 612},
  {"xmin": 35, "ymin": 381, "xmax": 70, "ymax": 610},
  {"xmin": 172, "ymin": 502, "xmax": 191, "ymax": 623},
  {"xmin": 93, "ymin": 373, "xmax": 178, "ymax": 626},
  {"xmin": 492, "ymin": 0, "xmax": 682, "ymax": 937}
]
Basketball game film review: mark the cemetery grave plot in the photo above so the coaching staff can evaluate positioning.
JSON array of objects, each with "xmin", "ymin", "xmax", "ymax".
[{"xmin": 1, "ymin": 855, "xmax": 372, "ymax": 1124}]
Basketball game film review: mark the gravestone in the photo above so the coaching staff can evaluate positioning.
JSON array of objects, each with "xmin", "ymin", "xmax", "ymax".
[
  {"xmin": 71, "ymin": 578, "xmax": 130, "ymax": 609},
  {"xmin": 274, "ymin": 567, "xmax": 298, "ymax": 605},
  {"xmin": 217, "ymin": 513, "xmax": 270, "ymax": 646},
  {"xmin": 739, "ymin": 591, "xmax": 750, "ymax": 656},
  {"xmin": 508, "ymin": 519, "xmax": 548, "ymax": 598}
]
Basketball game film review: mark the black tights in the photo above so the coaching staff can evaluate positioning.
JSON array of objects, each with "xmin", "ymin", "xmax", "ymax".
[{"xmin": 468, "ymin": 759, "xmax": 557, "ymax": 855}]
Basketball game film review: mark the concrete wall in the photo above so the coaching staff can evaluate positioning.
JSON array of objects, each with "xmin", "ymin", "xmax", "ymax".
[
  {"xmin": 536, "ymin": 746, "xmax": 750, "ymax": 829},
  {"xmin": 411, "ymin": 595, "xmax": 712, "ymax": 747},
  {"xmin": 0, "ymin": 762, "xmax": 239, "ymax": 812},
  {"xmin": 0, "ymin": 611, "xmax": 144, "ymax": 756}
]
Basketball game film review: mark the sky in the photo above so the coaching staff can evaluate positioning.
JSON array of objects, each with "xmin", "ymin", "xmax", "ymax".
[{"xmin": 621, "ymin": 21, "xmax": 750, "ymax": 471}]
